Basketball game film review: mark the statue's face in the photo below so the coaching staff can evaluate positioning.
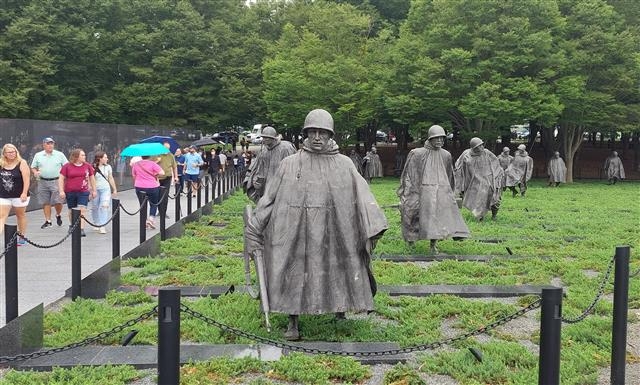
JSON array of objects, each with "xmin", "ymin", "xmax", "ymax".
[
  {"xmin": 430, "ymin": 136, "xmax": 444, "ymax": 148},
  {"xmin": 307, "ymin": 128, "xmax": 330, "ymax": 151},
  {"xmin": 472, "ymin": 144, "xmax": 484, "ymax": 154},
  {"xmin": 554, "ymin": 152, "xmax": 560, "ymax": 158},
  {"xmin": 263, "ymin": 137, "xmax": 276, "ymax": 150}
]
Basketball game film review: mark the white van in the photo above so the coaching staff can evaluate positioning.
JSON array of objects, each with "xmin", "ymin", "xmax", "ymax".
[{"xmin": 248, "ymin": 124, "xmax": 264, "ymax": 141}]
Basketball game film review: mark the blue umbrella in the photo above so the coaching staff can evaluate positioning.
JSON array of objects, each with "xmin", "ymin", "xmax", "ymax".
[
  {"xmin": 120, "ymin": 143, "xmax": 170, "ymax": 157},
  {"xmin": 139, "ymin": 135, "xmax": 180, "ymax": 153}
]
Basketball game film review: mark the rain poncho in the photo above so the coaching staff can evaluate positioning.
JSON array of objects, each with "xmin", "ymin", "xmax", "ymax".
[
  {"xmin": 454, "ymin": 149, "xmax": 504, "ymax": 220},
  {"xmin": 397, "ymin": 142, "xmax": 470, "ymax": 241},
  {"xmin": 245, "ymin": 139, "xmax": 388, "ymax": 315},
  {"xmin": 604, "ymin": 154, "xmax": 625, "ymax": 181},
  {"xmin": 243, "ymin": 139, "xmax": 297, "ymax": 202},
  {"xmin": 497, "ymin": 153, "xmax": 513, "ymax": 188},
  {"xmin": 363, "ymin": 151, "xmax": 383, "ymax": 179},
  {"xmin": 349, "ymin": 152, "xmax": 363, "ymax": 175},
  {"xmin": 547, "ymin": 156, "xmax": 567, "ymax": 183},
  {"xmin": 505, "ymin": 151, "xmax": 533, "ymax": 187}
]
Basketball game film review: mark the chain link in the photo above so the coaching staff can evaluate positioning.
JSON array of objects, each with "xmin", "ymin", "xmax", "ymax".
[
  {"xmin": 80, "ymin": 206, "xmax": 120, "ymax": 229},
  {"xmin": 118, "ymin": 197, "xmax": 148, "ymax": 216},
  {"xmin": 0, "ymin": 231, "xmax": 19, "ymax": 260},
  {"xmin": 18, "ymin": 216, "xmax": 81, "ymax": 249},
  {"xmin": 181, "ymin": 299, "xmax": 541, "ymax": 357},
  {"xmin": 562, "ymin": 254, "xmax": 615, "ymax": 324},
  {"xmin": 0, "ymin": 306, "xmax": 157, "ymax": 364}
]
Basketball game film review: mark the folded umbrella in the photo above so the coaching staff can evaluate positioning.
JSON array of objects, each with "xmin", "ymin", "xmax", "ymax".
[{"xmin": 120, "ymin": 143, "xmax": 171, "ymax": 157}]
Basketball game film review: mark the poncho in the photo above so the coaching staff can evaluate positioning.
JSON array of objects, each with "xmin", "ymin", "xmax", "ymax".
[
  {"xmin": 547, "ymin": 157, "xmax": 567, "ymax": 183},
  {"xmin": 455, "ymin": 149, "xmax": 504, "ymax": 220},
  {"xmin": 497, "ymin": 153, "xmax": 513, "ymax": 188},
  {"xmin": 364, "ymin": 152, "xmax": 384, "ymax": 178},
  {"xmin": 505, "ymin": 151, "xmax": 533, "ymax": 187},
  {"xmin": 604, "ymin": 155, "xmax": 625, "ymax": 180},
  {"xmin": 397, "ymin": 142, "xmax": 470, "ymax": 241},
  {"xmin": 246, "ymin": 139, "xmax": 388, "ymax": 315},
  {"xmin": 243, "ymin": 139, "xmax": 297, "ymax": 202}
]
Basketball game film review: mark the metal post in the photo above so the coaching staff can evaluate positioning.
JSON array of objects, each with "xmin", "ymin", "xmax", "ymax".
[
  {"xmin": 215, "ymin": 175, "xmax": 222, "ymax": 204},
  {"xmin": 211, "ymin": 173, "xmax": 216, "ymax": 202},
  {"xmin": 186, "ymin": 183, "xmax": 192, "ymax": 215},
  {"xmin": 174, "ymin": 187, "xmax": 181, "ymax": 222},
  {"xmin": 4, "ymin": 224, "xmax": 18, "ymax": 322},
  {"xmin": 71, "ymin": 208, "xmax": 82, "ymax": 300},
  {"xmin": 158, "ymin": 289, "xmax": 180, "ymax": 385},
  {"xmin": 159, "ymin": 186, "xmax": 167, "ymax": 241},
  {"xmin": 538, "ymin": 287, "xmax": 562, "ymax": 385},
  {"xmin": 611, "ymin": 245, "xmax": 630, "ymax": 385},
  {"xmin": 204, "ymin": 175, "xmax": 210, "ymax": 203},
  {"xmin": 112, "ymin": 198, "xmax": 120, "ymax": 259},
  {"xmin": 196, "ymin": 183, "xmax": 202, "ymax": 209},
  {"xmin": 139, "ymin": 192, "xmax": 147, "ymax": 244}
]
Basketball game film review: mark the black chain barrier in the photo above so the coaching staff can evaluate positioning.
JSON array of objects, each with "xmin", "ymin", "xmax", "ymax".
[
  {"xmin": 118, "ymin": 197, "xmax": 148, "ymax": 216},
  {"xmin": 0, "ymin": 306, "xmax": 158, "ymax": 364},
  {"xmin": 181, "ymin": 299, "xmax": 541, "ymax": 357},
  {"xmin": 18, "ymin": 216, "xmax": 82, "ymax": 249},
  {"xmin": 561, "ymin": 254, "xmax": 616, "ymax": 324},
  {"xmin": 0, "ymin": 231, "xmax": 18, "ymax": 260},
  {"xmin": 80, "ymin": 207, "xmax": 120, "ymax": 229},
  {"xmin": 147, "ymin": 189, "xmax": 170, "ymax": 208}
]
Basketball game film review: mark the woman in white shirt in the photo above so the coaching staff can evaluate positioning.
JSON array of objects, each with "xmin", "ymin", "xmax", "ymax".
[{"xmin": 90, "ymin": 151, "xmax": 117, "ymax": 233}]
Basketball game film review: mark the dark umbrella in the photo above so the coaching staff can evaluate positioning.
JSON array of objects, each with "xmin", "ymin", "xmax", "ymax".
[
  {"xmin": 191, "ymin": 137, "xmax": 224, "ymax": 147},
  {"xmin": 139, "ymin": 135, "xmax": 180, "ymax": 153}
]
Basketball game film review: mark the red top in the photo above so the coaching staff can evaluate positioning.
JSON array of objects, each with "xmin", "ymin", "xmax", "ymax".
[{"xmin": 60, "ymin": 162, "xmax": 94, "ymax": 192}]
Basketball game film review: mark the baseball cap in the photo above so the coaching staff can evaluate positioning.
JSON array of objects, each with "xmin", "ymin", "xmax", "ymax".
[{"xmin": 43, "ymin": 137, "xmax": 55, "ymax": 143}]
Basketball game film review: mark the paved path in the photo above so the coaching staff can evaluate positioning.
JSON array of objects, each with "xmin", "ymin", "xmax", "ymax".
[{"xmin": 0, "ymin": 187, "xmax": 210, "ymax": 325}]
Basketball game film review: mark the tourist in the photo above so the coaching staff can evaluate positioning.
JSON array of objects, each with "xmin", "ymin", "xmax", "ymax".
[
  {"xmin": 58, "ymin": 149, "xmax": 96, "ymax": 237},
  {"xmin": 30, "ymin": 137, "xmax": 68, "ymax": 229},
  {"xmin": 0, "ymin": 144, "xmax": 31, "ymax": 245},
  {"xmin": 90, "ymin": 151, "xmax": 117, "ymax": 234}
]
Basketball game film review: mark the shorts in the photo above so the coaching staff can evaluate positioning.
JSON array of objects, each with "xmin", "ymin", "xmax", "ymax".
[
  {"xmin": 0, "ymin": 196, "xmax": 31, "ymax": 208},
  {"xmin": 37, "ymin": 179, "xmax": 65, "ymax": 205},
  {"xmin": 185, "ymin": 174, "xmax": 200, "ymax": 182},
  {"xmin": 65, "ymin": 191, "xmax": 90, "ymax": 209}
]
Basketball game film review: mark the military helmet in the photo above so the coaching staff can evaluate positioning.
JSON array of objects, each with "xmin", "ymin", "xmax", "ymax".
[
  {"xmin": 469, "ymin": 137, "xmax": 484, "ymax": 149},
  {"xmin": 517, "ymin": 144, "xmax": 526, "ymax": 151},
  {"xmin": 303, "ymin": 109, "xmax": 334, "ymax": 135},
  {"xmin": 502, "ymin": 147, "xmax": 510, "ymax": 152},
  {"xmin": 261, "ymin": 126, "xmax": 277, "ymax": 139},
  {"xmin": 427, "ymin": 125, "xmax": 446, "ymax": 140}
]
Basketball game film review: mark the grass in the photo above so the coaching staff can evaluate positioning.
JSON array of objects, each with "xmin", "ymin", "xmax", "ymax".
[{"xmin": 2, "ymin": 178, "xmax": 639, "ymax": 384}]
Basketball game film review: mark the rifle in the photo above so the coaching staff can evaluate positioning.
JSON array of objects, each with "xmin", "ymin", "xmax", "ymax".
[{"xmin": 243, "ymin": 205, "xmax": 271, "ymax": 332}]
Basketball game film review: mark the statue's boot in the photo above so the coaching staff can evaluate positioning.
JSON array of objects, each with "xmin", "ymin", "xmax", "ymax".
[
  {"xmin": 429, "ymin": 240, "xmax": 439, "ymax": 254},
  {"xmin": 284, "ymin": 315, "xmax": 300, "ymax": 341},
  {"xmin": 491, "ymin": 206, "xmax": 499, "ymax": 221},
  {"xmin": 335, "ymin": 312, "xmax": 346, "ymax": 320}
]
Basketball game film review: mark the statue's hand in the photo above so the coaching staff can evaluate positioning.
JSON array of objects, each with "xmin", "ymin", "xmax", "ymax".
[{"xmin": 245, "ymin": 230, "xmax": 264, "ymax": 255}]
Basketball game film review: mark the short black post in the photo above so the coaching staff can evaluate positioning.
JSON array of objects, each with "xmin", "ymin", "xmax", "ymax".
[
  {"xmin": 158, "ymin": 289, "xmax": 180, "ymax": 385},
  {"xmin": 196, "ymin": 183, "xmax": 202, "ymax": 209},
  {"xmin": 159, "ymin": 186, "xmax": 167, "ymax": 241},
  {"xmin": 4, "ymin": 224, "xmax": 18, "ymax": 322},
  {"xmin": 139, "ymin": 192, "xmax": 148, "ymax": 244},
  {"xmin": 204, "ymin": 175, "xmax": 210, "ymax": 203},
  {"xmin": 211, "ymin": 173, "xmax": 216, "ymax": 202},
  {"xmin": 186, "ymin": 184, "xmax": 192, "ymax": 215},
  {"xmin": 71, "ymin": 208, "xmax": 82, "ymax": 300},
  {"xmin": 611, "ymin": 245, "xmax": 630, "ymax": 385},
  {"xmin": 538, "ymin": 287, "xmax": 562, "ymax": 385},
  {"xmin": 215, "ymin": 175, "xmax": 222, "ymax": 204},
  {"xmin": 174, "ymin": 188, "xmax": 181, "ymax": 222},
  {"xmin": 112, "ymin": 198, "xmax": 120, "ymax": 259}
]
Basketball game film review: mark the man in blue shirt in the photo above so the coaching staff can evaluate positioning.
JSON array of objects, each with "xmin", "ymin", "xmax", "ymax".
[
  {"xmin": 174, "ymin": 148, "xmax": 186, "ymax": 194},
  {"xmin": 183, "ymin": 145, "xmax": 204, "ymax": 197}
]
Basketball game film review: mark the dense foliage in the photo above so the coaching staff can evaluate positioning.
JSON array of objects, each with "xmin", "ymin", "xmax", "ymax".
[{"xmin": 1, "ymin": 0, "xmax": 638, "ymax": 179}]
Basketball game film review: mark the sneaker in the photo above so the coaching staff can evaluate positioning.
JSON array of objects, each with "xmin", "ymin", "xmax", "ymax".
[
  {"xmin": 16, "ymin": 237, "xmax": 26, "ymax": 246},
  {"xmin": 41, "ymin": 221, "xmax": 52, "ymax": 229},
  {"xmin": 56, "ymin": 215, "xmax": 63, "ymax": 226},
  {"xmin": 99, "ymin": 227, "xmax": 107, "ymax": 234},
  {"xmin": 93, "ymin": 226, "xmax": 101, "ymax": 232},
  {"xmin": 81, "ymin": 229, "xmax": 86, "ymax": 237},
  {"xmin": 146, "ymin": 219, "xmax": 156, "ymax": 229}
]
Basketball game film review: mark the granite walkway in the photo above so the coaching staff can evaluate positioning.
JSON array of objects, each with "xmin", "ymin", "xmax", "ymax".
[{"xmin": 0, "ymin": 186, "xmax": 216, "ymax": 326}]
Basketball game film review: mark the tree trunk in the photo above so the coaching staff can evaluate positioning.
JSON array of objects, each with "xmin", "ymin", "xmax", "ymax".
[{"xmin": 558, "ymin": 122, "xmax": 584, "ymax": 183}]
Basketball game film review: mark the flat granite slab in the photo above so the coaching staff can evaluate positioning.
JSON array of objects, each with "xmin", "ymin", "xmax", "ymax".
[
  {"xmin": 118, "ymin": 284, "xmax": 557, "ymax": 298},
  {"xmin": 12, "ymin": 343, "xmax": 405, "ymax": 370},
  {"xmin": 375, "ymin": 254, "xmax": 492, "ymax": 262},
  {"xmin": 379, "ymin": 284, "xmax": 559, "ymax": 297}
]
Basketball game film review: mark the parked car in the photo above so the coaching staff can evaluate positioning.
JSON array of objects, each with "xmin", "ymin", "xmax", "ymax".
[
  {"xmin": 376, "ymin": 130, "xmax": 387, "ymax": 142},
  {"xmin": 213, "ymin": 131, "xmax": 239, "ymax": 144},
  {"xmin": 252, "ymin": 136, "xmax": 263, "ymax": 144}
]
